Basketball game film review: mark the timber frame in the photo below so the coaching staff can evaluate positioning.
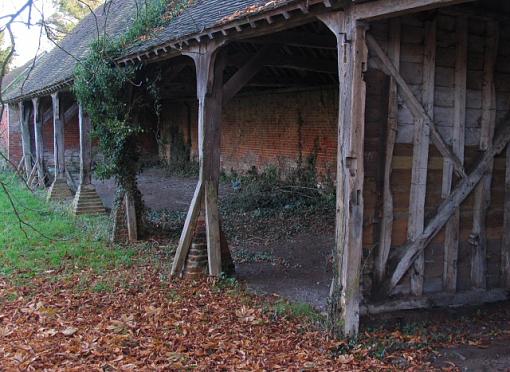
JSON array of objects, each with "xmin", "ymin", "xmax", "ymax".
[{"xmin": 5, "ymin": 0, "xmax": 510, "ymax": 338}]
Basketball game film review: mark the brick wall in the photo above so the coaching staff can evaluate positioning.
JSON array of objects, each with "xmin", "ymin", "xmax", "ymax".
[
  {"xmin": 7, "ymin": 104, "xmax": 23, "ymax": 166},
  {"xmin": 160, "ymin": 87, "xmax": 339, "ymax": 179}
]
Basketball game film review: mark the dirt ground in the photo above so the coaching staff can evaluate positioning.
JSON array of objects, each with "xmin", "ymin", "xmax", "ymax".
[{"xmin": 94, "ymin": 167, "xmax": 334, "ymax": 310}]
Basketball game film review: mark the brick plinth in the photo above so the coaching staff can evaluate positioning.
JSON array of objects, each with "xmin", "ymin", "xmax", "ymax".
[
  {"xmin": 47, "ymin": 177, "xmax": 73, "ymax": 201},
  {"xmin": 184, "ymin": 217, "xmax": 208, "ymax": 279},
  {"xmin": 72, "ymin": 184, "xmax": 105, "ymax": 215}
]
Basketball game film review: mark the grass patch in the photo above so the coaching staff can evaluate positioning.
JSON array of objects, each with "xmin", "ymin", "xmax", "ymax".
[
  {"xmin": 266, "ymin": 299, "xmax": 324, "ymax": 323},
  {"xmin": 0, "ymin": 172, "xmax": 136, "ymax": 282}
]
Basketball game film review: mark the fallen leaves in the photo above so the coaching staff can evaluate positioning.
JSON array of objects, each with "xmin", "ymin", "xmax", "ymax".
[{"xmin": 0, "ymin": 268, "xmax": 508, "ymax": 370}]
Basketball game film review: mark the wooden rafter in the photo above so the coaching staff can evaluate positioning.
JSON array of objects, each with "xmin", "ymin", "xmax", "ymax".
[
  {"xmin": 384, "ymin": 120, "xmax": 510, "ymax": 294},
  {"xmin": 366, "ymin": 33, "xmax": 466, "ymax": 178}
]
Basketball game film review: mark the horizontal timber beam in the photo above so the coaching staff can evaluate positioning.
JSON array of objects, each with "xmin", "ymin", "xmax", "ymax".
[{"xmin": 353, "ymin": 0, "xmax": 474, "ymax": 21}]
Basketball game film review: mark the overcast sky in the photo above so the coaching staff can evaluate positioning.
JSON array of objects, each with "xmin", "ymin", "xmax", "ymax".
[{"xmin": 1, "ymin": 0, "xmax": 56, "ymax": 68}]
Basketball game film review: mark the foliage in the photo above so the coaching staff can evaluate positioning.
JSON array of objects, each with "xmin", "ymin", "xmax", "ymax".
[
  {"xmin": 0, "ymin": 172, "xmax": 135, "ymax": 281},
  {"xmin": 47, "ymin": 0, "xmax": 103, "ymax": 40},
  {"xmin": 0, "ymin": 32, "xmax": 12, "ymax": 73}
]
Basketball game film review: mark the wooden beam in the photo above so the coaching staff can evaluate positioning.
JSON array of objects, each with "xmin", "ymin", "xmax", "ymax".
[
  {"xmin": 178, "ymin": 40, "xmax": 226, "ymax": 277},
  {"xmin": 385, "ymin": 120, "xmax": 510, "ymax": 294},
  {"xmin": 443, "ymin": 16, "xmax": 467, "ymax": 293},
  {"xmin": 319, "ymin": 10, "xmax": 367, "ymax": 338},
  {"xmin": 471, "ymin": 20, "xmax": 499, "ymax": 290},
  {"xmin": 171, "ymin": 181, "xmax": 204, "ymax": 276},
  {"xmin": 375, "ymin": 18, "xmax": 400, "ymax": 284},
  {"xmin": 245, "ymin": 31, "xmax": 337, "ymax": 50},
  {"xmin": 51, "ymin": 92, "xmax": 65, "ymax": 179},
  {"xmin": 18, "ymin": 101, "xmax": 32, "ymax": 179},
  {"xmin": 78, "ymin": 104, "xmax": 92, "ymax": 186},
  {"xmin": 223, "ymin": 46, "xmax": 275, "ymax": 104},
  {"xmin": 353, "ymin": 0, "xmax": 473, "ymax": 21},
  {"xmin": 502, "ymin": 144, "xmax": 510, "ymax": 288},
  {"xmin": 367, "ymin": 33, "xmax": 466, "ymax": 179},
  {"xmin": 32, "ymin": 97, "xmax": 45, "ymax": 188},
  {"xmin": 408, "ymin": 19, "xmax": 436, "ymax": 297}
]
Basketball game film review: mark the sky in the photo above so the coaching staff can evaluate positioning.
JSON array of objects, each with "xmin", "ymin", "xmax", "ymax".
[{"xmin": 0, "ymin": 0, "xmax": 56, "ymax": 68}]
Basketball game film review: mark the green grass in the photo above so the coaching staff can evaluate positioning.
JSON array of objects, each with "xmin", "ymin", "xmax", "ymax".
[{"xmin": 0, "ymin": 172, "xmax": 136, "ymax": 281}]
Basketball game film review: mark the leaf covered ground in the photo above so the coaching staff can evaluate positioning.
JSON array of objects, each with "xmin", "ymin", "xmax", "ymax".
[{"xmin": 1, "ymin": 173, "xmax": 509, "ymax": 370}]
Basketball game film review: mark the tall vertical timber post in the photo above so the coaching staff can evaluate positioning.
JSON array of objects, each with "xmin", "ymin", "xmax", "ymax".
[
  {"xmin": 171, "ymin": 40, "xmax": 225, "ymax": 277},
  {"xmin": 318, "ymin": 9, "xmax": 367, "ymax": 337},
  {"xmin": 72, "ymin": 104, "xmax": 105, "ymax": 215},
  {"xmin": 32, "ymin": 97, "xmax": 45, "ymax": 187},
  {"xmin": 48, "ymin": 92, "xmax": 72, "ymax": 201},
  {"xmin": 18, "ymin": 101, "xmax": 33, "ymax": 179}
]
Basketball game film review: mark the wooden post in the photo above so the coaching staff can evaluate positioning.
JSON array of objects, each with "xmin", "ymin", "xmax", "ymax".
[
  {"xmin": 32, "ymin": 97, "xmax": 45, "ymax": 187},
  {"xmin": 78, "ymin": 104, "xmax": 92, "ymax": 186},
  {"xmin": 47, "ymin": 92, "xmax": 73, "ymax": 201},
  {"xmin": 502, "ymin": 144, "xmax": 510, "ymax": 288},
  {"xmin": 471, "ymin": 20, "xmax": 499, "ymax": 289},
  {"xmin": 375, "ymin": 18, "xmax": 400, "ymax": 284},
  {"xmin": 443, "ymin": 16, "xmax": 467, "ymax": 292},
  {"xmin": 319, "ymin": 10, "xmax": 367, "ymax": 337},
  {"xmin": 18, "ymin": 102, "xmax": 33, "ymax": 178},
  {"xmin": 51, "ymin": 92, "xmax": 65, "ymax": 178},
  {"xmin": 172, "ymin": 40, "xmax": 225, "ymax": 277},
  {"xmin": 125, "ymin": 192, "xmax": 138, "ymax": 242},
  {"xmin": 407, "ymin": 19, "xmax": 436, "ymax": 296},
  {"xmin": 72, "ymin": 104, "xmax": 105, "ymax": 215}
]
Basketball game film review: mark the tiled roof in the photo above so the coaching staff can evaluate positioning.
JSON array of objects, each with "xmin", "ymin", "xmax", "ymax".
[{"xmin": 4, "ymin": 0, "xmax": 297, "ymax": 102}]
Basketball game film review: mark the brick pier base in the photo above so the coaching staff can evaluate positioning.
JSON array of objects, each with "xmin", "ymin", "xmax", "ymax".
[
  {"xmin": 72, "ymin": 184, "xmax": 105, "ymax": 215},
  {"xmin": 47, "ymin": 177, "xmax": 73, "ymax": 201}
]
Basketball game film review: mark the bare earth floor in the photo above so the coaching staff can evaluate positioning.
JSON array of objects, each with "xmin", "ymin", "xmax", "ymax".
[{"xmin": 93, "ymin": 167, "xmax": 334, "ymax": 310}]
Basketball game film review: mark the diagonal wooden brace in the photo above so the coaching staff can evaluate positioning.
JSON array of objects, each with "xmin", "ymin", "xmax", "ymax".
[
  {"xmin": 366, "ymin": 33, "xmax": 467, "ymax": 179},
  {"xmin": 384, "ymin": 119, "xmax": 510, "ymax": 294}
]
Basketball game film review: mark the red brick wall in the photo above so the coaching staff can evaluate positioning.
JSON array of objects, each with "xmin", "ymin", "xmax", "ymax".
[{"xmin": 161, "ymin": 88, "xmax": 339, "ymax": 179}]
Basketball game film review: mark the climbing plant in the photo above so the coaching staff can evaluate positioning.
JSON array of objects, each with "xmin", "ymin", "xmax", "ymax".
[{"xmin": 73, "ymin": 0, "xmax": 192, "ymax": 238}]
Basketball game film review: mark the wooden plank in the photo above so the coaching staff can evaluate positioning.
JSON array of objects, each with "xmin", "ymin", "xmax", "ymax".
[
  {"xmin": 367, "ymin": 33, "xmax": 466, "ymax": 178},
  {"xmin": 78, "ymin": 104, "xmax": 92, "ymax": 186},
  {"xmin": 18, "ymin": 102, "xmax": 32, "ymax": 178},
  {"xmin": 124, "ymin": 192, "xmax": 138, "ymax": 242},
  {"xmin": 386, "ymin": 120, "xmax": 510, "ymax": 294},
  {"xmin": 51, "ymin": 92, "xmax": 65, "ymax": 179},
  {"xmin": 171, "ymin": 181, "xmax": 204, "ymax": 276},
  {"xmin": 408, "ymin": 19, "xmax": 436, "ymax": 297},
  {"xmin": 471, "ymin": 20, "xmax": 499, "ymax": 290},
  {"xmin": 375, "ymin": 18, "xmax": 400, "ymax": 283},
  {"xmin": 443, "ymin": 16, "xmax": 467, "ymax": 292},
  {"xmin": 353, "ymin": 0, "xmax": 472, "ymax": 21},
  {"xmin": 205, "ymin": 180, "xmax": 221, "ymax": 276},
  {"xmin": 502, "ymin": 144, "xmax": 510, "ymax": 288},
  {"xmin": 319, "ymin": 10, "xmax": 367, "ymax": 337},
  {"xmin": 362, "ymin": 288, "xmax": 508, "ymax": 315},
  {"xmin": 32, "ymin": 98, "xmax": 45, "ymax": 187}
]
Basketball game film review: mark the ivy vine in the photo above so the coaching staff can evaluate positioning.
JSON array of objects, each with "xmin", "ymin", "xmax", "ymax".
[{"xmin": 72, "ymin": 0, "xmax": 192, "ymax": 237}]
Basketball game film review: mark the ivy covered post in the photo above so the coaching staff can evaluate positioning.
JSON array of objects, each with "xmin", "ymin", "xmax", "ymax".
[
  {"xmin": 48, "ymin": 92, "xmax": 73, "ymax": 201},
  {"xmin": 171, "ymin": 40, "xmax": 229, "ymax": 277},
  {"xmin": 72, "ymin": 104, "xmax": 105, "ymax": 215}
]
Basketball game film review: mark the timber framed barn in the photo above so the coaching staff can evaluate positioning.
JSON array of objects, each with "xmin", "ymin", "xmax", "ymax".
[{"xmin": 2, "ymin": 0, "xmax": 510, "ymax": 336}]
